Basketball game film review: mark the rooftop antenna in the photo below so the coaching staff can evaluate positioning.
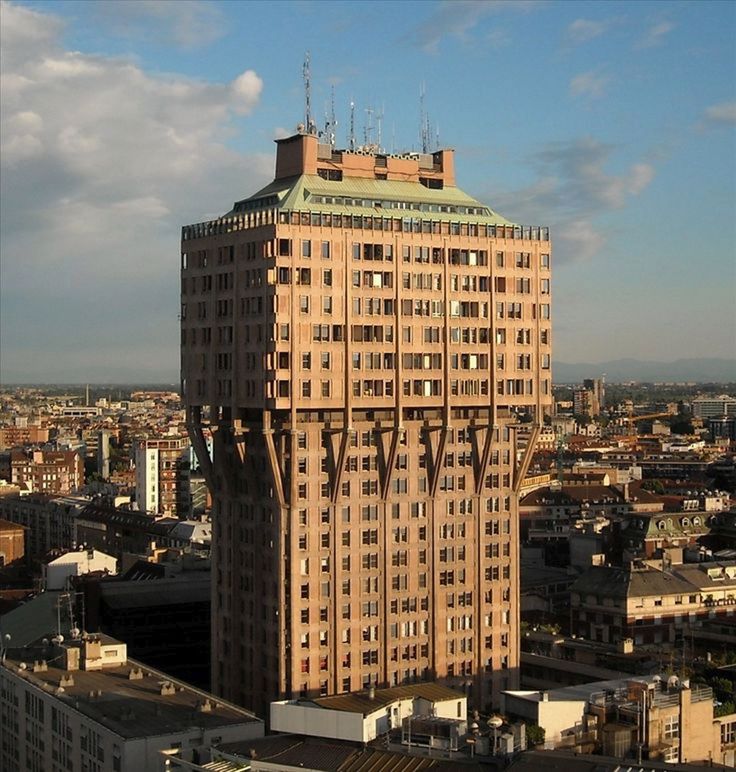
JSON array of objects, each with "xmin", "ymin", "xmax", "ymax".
[
  {"xmin": 364, "ymin": 105, "xmax": 374, "ymax": 147},
  {"xmin": 435, "ymin": 122, "xmax": 440, "ymax": 151},
  {"xmin": 303, "ymin": 52, "xmax": 315, "ymax": 135},
  {"xmin": 329, "ymin": 85, "xmax": 337, "ymax": 147},
  {"xmin": 376, "ymin": 105, "xmax": 384, "ymax": 152},
  {"xmin": 420, "ymin": 82, "xmax": 429, "ymax": 153},
  {"xmin": 349, "ymin": 99, "xmax": 356, "ymax": 151}
]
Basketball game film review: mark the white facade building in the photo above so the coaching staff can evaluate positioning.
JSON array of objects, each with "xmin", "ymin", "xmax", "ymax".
[
  {"xmin": 270, "ymin": 683, "xmax": 466, "ymax": 744},
  {"xmin": 135, "ymin": 446, "xmax": 160, "ymax": 515},
  {"xmin": 44, "ymin": 548, "xmax": 118, "ymax": 590}
]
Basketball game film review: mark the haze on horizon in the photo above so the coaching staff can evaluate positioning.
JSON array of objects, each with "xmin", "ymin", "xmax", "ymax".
[{"xmin": 1, "ymin": 0, "xmax": 734, "ymax": 384}]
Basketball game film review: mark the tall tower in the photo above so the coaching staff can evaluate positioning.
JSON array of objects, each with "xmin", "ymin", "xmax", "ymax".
[{"xmin": 181, "ymin": 132, "xmax": 552, "ymax": 717}]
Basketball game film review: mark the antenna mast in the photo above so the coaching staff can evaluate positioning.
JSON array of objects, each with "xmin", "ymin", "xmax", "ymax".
[
  {"xmin": 349, "ymin": 100, "xmax": 356, "ymax": 151},
  {"xmin": 329, "ymin": 85, "xmax": 337, "ymax": 147},
  {"xmin": 364, "ymin": 105, "xmax": 374, "ymax": 148},
  {"xmin": 303, "ymin": 52, "xmax": 314, "ymax": 134},
  {"xmin": 420, "ymin": 83, "xmax": 429, "ymax": 153}
]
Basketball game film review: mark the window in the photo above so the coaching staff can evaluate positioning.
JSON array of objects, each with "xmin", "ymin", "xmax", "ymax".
[
  {"xmin": 664, "ymin": 715, "xmax": 679, "ymax": 740},
  {"xmin": 321, "ymin": 241, "xmax": 331, "ymax": 259}
]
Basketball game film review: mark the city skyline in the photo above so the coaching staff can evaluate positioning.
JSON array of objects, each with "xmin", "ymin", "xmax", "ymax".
[{"xmin": 1, "ymin": 0, "xmax": 735, "ymax": 383}]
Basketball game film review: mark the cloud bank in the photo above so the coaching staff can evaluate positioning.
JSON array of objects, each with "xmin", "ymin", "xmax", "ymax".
[
  {"xmin": 0, "ymin": 0, "xmax": 271, "ymax": 382},
  {"xmin": 490, "ymin": 138, "xmax": 655, "ymax": 263}
]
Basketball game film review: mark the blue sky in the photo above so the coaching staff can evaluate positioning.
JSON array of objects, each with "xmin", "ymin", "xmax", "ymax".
[{"xmin": 1, "ymin": 0, "xmax": 734, "ymax": 382}]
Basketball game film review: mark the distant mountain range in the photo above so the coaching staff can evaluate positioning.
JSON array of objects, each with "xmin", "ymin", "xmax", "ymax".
[{"xmin": 554, "ymin": 358, "xmax": 736, "ymax": 384}]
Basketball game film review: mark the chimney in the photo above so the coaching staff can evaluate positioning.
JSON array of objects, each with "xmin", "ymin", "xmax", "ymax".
[{"xmin": 368, "ymin": 685, "xmax": 376, "ymax": 700}]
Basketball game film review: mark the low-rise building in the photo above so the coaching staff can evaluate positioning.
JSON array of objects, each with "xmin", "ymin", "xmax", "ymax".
[
  {"xmin": 270, "ymin": 683, "xmax": 467, "ymax": 746},
  {"xmin": 44, "ymin": 548, "xmax": 117, "ymax": 590}
]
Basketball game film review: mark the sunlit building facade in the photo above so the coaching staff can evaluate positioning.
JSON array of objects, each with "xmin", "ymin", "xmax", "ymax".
[{"xmin": 181, "ymin": 131, "xmax": 552, "ymax": 716}]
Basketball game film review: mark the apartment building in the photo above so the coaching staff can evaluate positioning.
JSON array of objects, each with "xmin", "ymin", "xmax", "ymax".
[
  {"xmin": 181, "ymin": 130, "xmax": 553, "ymax": 716},
  {"xmin": 504, "ymin": 676, "xmax": 735, "ymax": 766},
  {"xmin": 0, "ymin": 494, "xmax": 90, "ymax": 559},
  {"xmin": 10, "ymin": 449, "xmax": 84, "ymax": 495},
  {"xmin": 0, "ymin": 634, "xmax": 263, "ymax": 772},
  {"xmin": 134, "ymin": 436, "xmax": 190, "ymax": 518},
  {"xmin": 570, "ymin": 560, "xmax": 736, "ymax": 646}
]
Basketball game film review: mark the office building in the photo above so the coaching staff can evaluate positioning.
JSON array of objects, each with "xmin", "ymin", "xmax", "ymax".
[
  {"xmin": 181, "ymin": 130, "xmax": 553, "ymax": 715},
  {"xmin": 692, "ymin": 394, "xmax": 736, "ymax": 419}
]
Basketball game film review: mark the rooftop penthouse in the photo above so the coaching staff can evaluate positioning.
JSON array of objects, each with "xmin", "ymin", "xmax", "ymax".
[{"xmin": 182, "ymin": 132, "xmax": 549, "ymax": 241}]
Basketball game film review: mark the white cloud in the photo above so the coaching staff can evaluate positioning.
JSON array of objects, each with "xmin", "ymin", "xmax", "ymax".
[
  {"xmin": 231, "ymin": 70, "xmax": 264, "ymax": 114},
  {"xmin": 569, "ymin": 71, "xmax": 611, "ymax": 99},
  {"xmin": 0, "ymin": 0, "xmax": 271, "ymax": 381},
  {"xmin": 411, "ymin": 0, "xmax": 539, "ymax": 53},
  {"xmin": 566, "ymin": 18, "xmax": 610, "ymax": 45},
  {"xmin": 704, "ymin": 101, "xmax": 736, "ymax": 126},
  {"xmin": 636, "ymin": 20, "xmax": 674, "ymax": 49},
  {"xmin": 556, "ymin": 219, "xmax": 605, "ymax": 263},
  {"xmin": 89, "ymin": 0, "xmax": 226, "ymax": 48},
  {"xmin": 488, "ymin": 138, "xmax": 656, "ymax": 263}
]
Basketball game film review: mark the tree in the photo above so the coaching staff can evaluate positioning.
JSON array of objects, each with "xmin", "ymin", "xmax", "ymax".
[
  {"xmin": 526, "ymin": 724, "xmax": 545, "ymax": 747},
  {"xmin": 669, "ymin": 417, "xmax": 693, "ymax": 435}
]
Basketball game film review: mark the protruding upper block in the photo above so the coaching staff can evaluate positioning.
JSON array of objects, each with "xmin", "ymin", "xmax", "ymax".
[{"xmin": 274, "ymin": 132, "xmax": 455, "ymax": 186}]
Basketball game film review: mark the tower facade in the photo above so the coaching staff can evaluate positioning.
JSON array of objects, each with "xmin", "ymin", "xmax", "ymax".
[{"xmin": 181, "ymin": 133, "xmax": 552, "ymax": 717}]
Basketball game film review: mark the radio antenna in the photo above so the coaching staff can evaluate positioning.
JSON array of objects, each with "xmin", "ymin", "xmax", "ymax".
[
  {"xmin": 303, "ymin": 52, "xmax": 315, "ymax": 134},
  {"xmin": 349, "ymin": 99, "xmax": 356, "ymax": 151}
]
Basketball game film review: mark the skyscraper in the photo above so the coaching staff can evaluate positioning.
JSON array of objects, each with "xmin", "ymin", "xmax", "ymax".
[{"xmin": 181, "ymin": 131, "xmax": 552, "ymax": 717}]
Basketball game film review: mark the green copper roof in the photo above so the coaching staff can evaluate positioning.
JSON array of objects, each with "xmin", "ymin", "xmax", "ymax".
[{"xmin": 230, "ymin": 174, "xmax": 514, "ymax": 226}]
